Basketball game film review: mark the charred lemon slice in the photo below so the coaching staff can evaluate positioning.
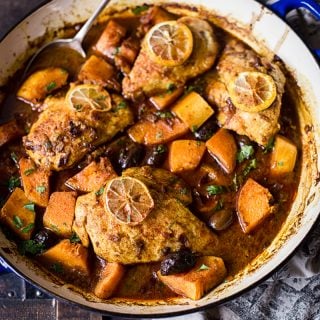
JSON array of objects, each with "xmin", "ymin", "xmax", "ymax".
[
  {"xmin": 104, "ymin": 177, "xmax": 154, "ymax": 224},
  {"xmin": 145, "ymin": 20, "xmax": 193, "ymax": 67},
  {"xmin": 228, "ymin": 71, "xmax": 277, "ymax": 112},
  {"xmin": 66, "ymin": 84, "xmax": 112, "ymax": 112}
]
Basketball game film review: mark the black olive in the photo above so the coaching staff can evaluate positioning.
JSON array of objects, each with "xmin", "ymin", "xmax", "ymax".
[
  {"xmin": 118, "ymin": 141, "xmax": 144, "ymax": 170},
  {"xmin": 160, "ymin": 249, "xmax": 196, "ymax": 276},
  {"xmin": 208, "ymin": 209, "xmax": 234, "ymax": 231},
  {"xmin": 105, "ymin": 136, "xmax": 145, "ymax": 172},
  {"xmin": 143, "ymin": 145, "xmax": 167, "ymax": 167},
  {"xmin": 193, "ymin": 118, "xmax": 218, "ymax": 141},
  {"xmin": 33, "ymin": 228, "xmax": 58, "ymax": 249}
]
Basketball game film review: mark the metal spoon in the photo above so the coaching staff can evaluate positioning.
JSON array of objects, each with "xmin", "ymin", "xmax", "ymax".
[{"xmin": 24, "ymin": 0, "xmax": 110, "ymax": 76}]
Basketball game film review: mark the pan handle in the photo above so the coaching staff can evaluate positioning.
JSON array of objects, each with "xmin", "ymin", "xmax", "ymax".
[{"xmin": 266, "ymin": 0, "xmax": 320, "ymax": 59}]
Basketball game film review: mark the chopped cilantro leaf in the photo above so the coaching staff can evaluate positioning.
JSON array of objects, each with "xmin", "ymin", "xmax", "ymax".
[
  {"xmin": 132, "ymin": 5, "xmax": 149, "ymax": 15},
  {"xmin": 10, "ymin": 152, "xmax": 19, "ymax": 164},
  {"xmin": 116, "ymin": 101, "xmax": 128, "ymax": 110},
  {"xmin": 13, "ymin": 215, "xmax": 23, "ymax": 229},
  {"xmin": 243, "ymin": 158, "xmax": 257, "ymax": 176},
  {"xmin": 263, "ymin": 137, "xmax": 275, "ymax": 154},
  {"xmin": 95, "ymin": 187, "xmax": 104, "ymax": 196},
  {"xmin": 191, "ymin": 125, "xmax": 198, "ymax": 133},
  {"xmin": 167, "ymin": 83, "xmax": 176, "ymax": 94},
  {"xmin": 46, "ymin": 81, "xmax": 57, "ymax": 92},
  {"xmin": 207, "ymin": 185, "xmax": 225, "ymax": 196},
  {"xmin": 214, "ymin": 199, "xmax": 224, "ymax": 211},
  {"xmin": 21, "ymin": 223, "xmax": 34, "ymax": 234},
  {"xmin": 155, "ymin": 111, "xmax": 174, "ymax": 119},
  {"xmin": 155, "ymin": 144, "xmax": 167, "ymax": 154},
  {"xmin": 237, "ymin": 145, "xmax": 254, "ymax": 163},
  {"xmin": 7, "ymin": 176, "xmax": 20, "ymax": 191},
  {"xmin": 156, "ymin": 131, "xmax": 163, "ymax": 140},
  {"xmin": 19, "ymin": 240, "xmax": 45, "ymax": 255},
  {"xmin": 24, "ymin": 168, "xmax": 35, "ymax": 176},
  {"xmin": 197, "ymin": 264, "xmax": 210, "ymax": 271},
  {"xmin": 36, "ymin": 185, "xmax": 46, "ymax": 194},
  {"xmin": 70, "ymin": 232, "xmax": 81, "ymax": 243},
  {"xmin": 24, "ymin": 203, "xmax": 35, "ymax": 212}
]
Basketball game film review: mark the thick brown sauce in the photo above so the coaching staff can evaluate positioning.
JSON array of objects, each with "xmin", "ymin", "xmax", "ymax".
[{"xmin": 0, "ymin": 8, "xmax": 301, "ymax": 301}]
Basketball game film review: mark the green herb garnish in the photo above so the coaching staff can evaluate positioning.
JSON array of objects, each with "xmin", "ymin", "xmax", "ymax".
[
  {"xmin": 7, "ymin": 176, "xmax": 20, "ymax": 191},
  {"xmin": 243, "ymin": 158, "xmax": 257, "ymax": 176},
  {"xmin": 191, "ymin": 125, "xmax": 198, "ymax": 133},
  {"xmin": 10, "ymin": 152, "xmax": 19, "ymax": 164},
  {"xmin": 207, "ymin": 185, "xmax": 225, "ymax": 196},
  {"xmin": 167, "ymin": 83, "xmax": 176, "ymax": 94},
  {"xmin": 155, "ymin": 144, "xmax": 167, "ymax": 154},
  {"xmin": 179, "ymin": 187, "xmax": 188, "ymax": 195},
  {"xmin": 132, "ymin": 5, "xmax": 149, "ymax": 15},
  {"xmin": 21, "ymin": 223, "xmax": 34, "ymax": 234},
  {"xmin": 156, "ymin": 131, "xmax": 163, "ymax": 140},
  {"xmin": 70, "ymin": 232, "xmax": 81, "ymax": 243},
  {"xmin": 237, "ymin": 145, "xmax": 254, "ymax": 163},
  {"xmin": 197, "ymin": 264, "xmax": 210, "ymax": 271},
  {"xmin": 24, "ymin": 203, "xmax": 35, "ymax": 212},
  {"xmin": 13, "ymin": 215, "xmax": 23, "ymax": 229},
  {"xmin": 95, "ymin": 187, "xmax": 104, "ymax": 196},
  {"xmin": 19, "ymin": 240, "xmax": 45, "ymax": 255},
  {"xmin": 36, "ymin": 185, "xmax": 46, "ymax": 194},
  {"xmin": 214, "ymin": 199, "xmax": 224, "ymax": 211},
  {"xmin": 155, "ymin": 111, "xmax": 174, "ymax": 119},
  {"xmin": 116, "ymin": 101, "xmax": 128, "ymax": 110},
  {"xmin": 46, "ymin": 81, "xmax": 57, "ymax": 92},
  {"xmin": 263, "ymin": 137, "xmax": 275, "ymax": 154},
  {"xmin": 24, "ymin": 168, "xmax": 35, "ymax": 176}
]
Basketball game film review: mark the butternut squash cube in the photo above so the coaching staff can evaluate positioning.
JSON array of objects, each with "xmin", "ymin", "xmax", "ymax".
[
  {"xmin": 94, "ymin": 263, "xmax": 125, "ymax": 299},
  {"xmin": 19, "ymin": 157, "xmax": 50, "ymax": 207},
  {"xmin": 65, "ymin": 157, "xmax": 117, "ymax": 193},
  {"xmin": 169, "ymin": 140, "xmax": 206, "ymax": 173},
  {"xmin": 172, "ymin": 91, "xmax": 214, "ymax": 131},
  {"xmin": 270, "ymin": 135, "xmax": 297, "ymax": 176},
  {"xmin": 128, "ymin": 117, "xmax": 188, "ymax": 145},
  {"xmin": 206, "ymin": 128, "xmax": 237, "ymax": 174},
  {"xmin": 150, "ymin": 87, "xmax": 184, "ymax": 110},
  {"xmin": 78, "ymin": 55, "xmax": 119, "ymax": 91},
  {"xmin": 157, "ymin": 256, "xmax": 226, "ymax": 300},
  {"xmin": 237, "ymin": 178, "xmax": 275, "ymax": 233},
  {"xmin": 39, "ymin": 239, "xmax": 89, "ymax": 276},
  {"xmin": 0, "ymin": 120, "xmax": 24, "ymax": 147},
  {"xmin": 43, "ymin": 192, "xmax": 77, "ymax": 238},
  {"xmin": 17, "ymin": 67, "xmax": 68, "ymax": 104},
  {"xmin": 94, "ymin": 20, "xmax": 127, "ymax": 59},
  {"xmin": 0, "ymin": 188, "xmax": 35, "ymax": 240}
]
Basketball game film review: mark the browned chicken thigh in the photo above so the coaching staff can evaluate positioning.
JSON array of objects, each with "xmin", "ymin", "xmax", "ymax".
[
  {"xmin": 206, "ymin": 39, "xmax": 286, "ymax": 146},
  {"xmin": 122, "ymin": 17, "xmax": 219, "ymax": 99}
]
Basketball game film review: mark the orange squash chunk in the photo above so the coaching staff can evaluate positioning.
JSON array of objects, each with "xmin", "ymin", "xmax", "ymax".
[
  {"xmin": 206, "ymin": 128, "xmax": 237, "ymax": 174},
  {"xmin": 270, "ymin": 135, "xmax": 297, "ymax": 176},
  {"xmin": 169, "ymin": 140, "xmax": 206, "ymax": 173},
  {"xmin": 128, "ymin": 117, "xmax": 188, "ymax": 145},
  {"xmin": 39, "ymin": 239, "xmax": 89, "ymax": 276},
  {"xmin": 65, "ymin": 157, "xmax": 117, "ymax": 193},
  {"xmin": 19, "ymin": 157, "xmax": 50, "ymax": 207},
  {"xmin": 237, "ymin": 178, "xmax": 275, "ymax": 233},
  {"xmin": 0, "ymin": 188, "xmax": 35, "ymax": 240},
  {"xmin": 43, "ymin": 192, "xmax": 77, "ymax": 237},
  {"xmin": 157, "ymin": 256, "xmax": 226, "ymax": 300},
  {"xmin": 94, "ymin": 263, "xmax": 125, "ymax": 299}
]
